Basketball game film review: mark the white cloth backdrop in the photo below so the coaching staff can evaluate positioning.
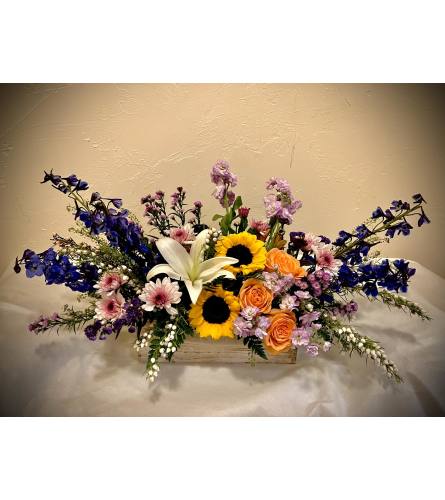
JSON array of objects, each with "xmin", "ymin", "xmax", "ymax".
[{"xmin": 0, "ymin": 262, "xmax": 444, "ymax": 416}]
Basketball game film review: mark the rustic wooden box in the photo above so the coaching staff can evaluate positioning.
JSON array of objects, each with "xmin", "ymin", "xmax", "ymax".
[{"xmin": 157, "ymin": 336, "xmax": 297, "ymax": 364}]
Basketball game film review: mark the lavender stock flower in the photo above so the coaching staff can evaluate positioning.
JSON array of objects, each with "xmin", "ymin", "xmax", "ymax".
[
  {"xmin": 210, "ymin": 160, "xmax": 238, "ymax": 208},
  {"xmin": 264, "ymin": 177, "xmax": 302, "ymax": 225}
]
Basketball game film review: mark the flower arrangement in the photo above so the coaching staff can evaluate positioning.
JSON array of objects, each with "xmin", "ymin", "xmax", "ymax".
[{"xmin": 15, "ymin": 162, "xmax": 431, "ymax": 383}]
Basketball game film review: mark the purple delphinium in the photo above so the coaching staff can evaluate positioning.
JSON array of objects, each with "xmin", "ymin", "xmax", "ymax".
[
  {"xmin": 84, "ymin": 321, "xmax": 102, "ymax": 341},
  {"xmin": 331, "ymin": 300, "xmax": 359, "ymax": 319}
]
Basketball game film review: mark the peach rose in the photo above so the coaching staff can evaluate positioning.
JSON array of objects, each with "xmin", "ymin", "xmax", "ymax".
[
  {"xmin": 239, "ymin": 278, "xmax": 273, "ymax": 313},
  {"xmin": 265, "ymin": 248, "xmax": 306, "ymax": 279},
  {"xmin": 265, "ymin": 309, "xmax": 296, "ymax": 354}
]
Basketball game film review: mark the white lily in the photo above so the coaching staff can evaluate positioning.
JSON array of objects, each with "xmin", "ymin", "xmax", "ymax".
[{"xmin": 146, "ymin": 229, "xmax": 238, "ymax": 304}]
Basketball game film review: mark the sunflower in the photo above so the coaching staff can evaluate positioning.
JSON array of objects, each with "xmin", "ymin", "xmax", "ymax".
[
  {"xmin": 189, "ymin": 286, "xmax": 240, "ymax": 340},
  {"xmin": 215, "ymin": 232, "xmax": 267, "ymax": 275}
]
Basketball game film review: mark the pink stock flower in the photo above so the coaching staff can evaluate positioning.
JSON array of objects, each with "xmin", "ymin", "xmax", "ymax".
[
  {"xmin": 169, "ymin": 224, "xmax": 195, "ymax": 244},
  {"xmin": 300, "ymin": 311, "xmax": 321, "ymax": 327},
  {"xmin": 292, "ymin": 327, "xmax": 312, "ymax": 347},
  {"xmin": 94, "ymin": 271, "xmax": 128, "ymax": 295},
  {"xmin": 240, "ymin": 306, "xmax": 260, "ymax": 321},
  {"xmin": 279, "ymin": 294, "xmax": 299, "ymax": 311},
  {"xmin": 314, "ymin": 245, "xmax": 342, "ymax": 272},
  {"xmin": 95, "ymin": 293, "xmax": 125, "ymax": 321},
  {"xmin": 139, "ymin": 277, "xmax": 182, "ymax": 316}
]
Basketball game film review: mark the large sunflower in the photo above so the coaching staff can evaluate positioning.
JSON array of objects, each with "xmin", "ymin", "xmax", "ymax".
[
  {"xmin": 215, "ymin": 232, "xmax": 266, "ymax": 275},
  {"xmin": 189, "ymin": 286, "xmax": 240, "ymax": 340}
]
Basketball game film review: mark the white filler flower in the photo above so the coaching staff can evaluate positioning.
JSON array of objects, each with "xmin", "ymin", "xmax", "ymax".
[{"xmin": 146, "ymin": 229, "xmax": 238, "ymax": 303}]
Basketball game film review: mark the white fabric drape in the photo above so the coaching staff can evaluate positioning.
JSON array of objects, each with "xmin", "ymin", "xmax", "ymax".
[{"xmin": 0, "ymin": 262, "xmax": 444, "ymax": 416}]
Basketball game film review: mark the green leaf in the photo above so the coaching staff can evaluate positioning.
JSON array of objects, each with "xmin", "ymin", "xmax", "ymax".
[
  {"xmin": 220, "ymin": 212, "xmax": 233, "ymax": 235},
  {"xmin": 242, "ymin": 336, "xmax": 268, "ymax": 360},
  {"xmin": 232, "ymin": 196, "xmax": 243, "ymax": 211},
  {"xmin": 212, "ymin": 214, "xmax": 223, "ymax": 221}
]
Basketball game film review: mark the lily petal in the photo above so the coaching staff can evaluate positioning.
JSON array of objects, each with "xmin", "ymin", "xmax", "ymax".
[
  {"xmin": 198, "ymin": 256, "xmax": 238, "ymax": 282},
  {"xmin": 189, "ymin": 229, "xmax": 210, "ymax": 265},
  {"xmin": 202, "ymin": 269, "xmax": 236, "ymax": 283},
  {"xmin": 146, "ymin": 264, "xmax": 181, "ymax": 281},
  {"xmin": 184, "ymin": 279, "xmax": 203, "ymax": 304},
  {"xmin": 155, "ymin": 237, "xmax": 192, "ymax": 278}
]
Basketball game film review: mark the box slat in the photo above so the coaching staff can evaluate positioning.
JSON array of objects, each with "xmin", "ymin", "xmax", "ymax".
[{"xmin": 156, "ymin": 336, "xmax": 297, "ymax": 364}]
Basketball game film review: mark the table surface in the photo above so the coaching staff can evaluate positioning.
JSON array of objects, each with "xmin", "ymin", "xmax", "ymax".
[{"xmin": 0, "ymin": 262, "xmax": 444, "ymax": 416}]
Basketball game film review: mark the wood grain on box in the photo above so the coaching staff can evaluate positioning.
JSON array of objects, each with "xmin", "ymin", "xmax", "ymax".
[{"xmin": 154, "ymin": 337, "xmax": 297, "ymax": 364}]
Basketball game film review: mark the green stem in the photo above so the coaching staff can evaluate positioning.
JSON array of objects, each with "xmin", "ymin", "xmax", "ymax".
[{"xmin": 265, "ymin": 219, "xmax": 282, "ymax": 251}]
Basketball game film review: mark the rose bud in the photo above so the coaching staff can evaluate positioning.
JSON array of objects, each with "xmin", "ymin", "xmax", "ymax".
[{"xmin": 238, "ymin": 207, "xmax": 250, "ymax": 218}]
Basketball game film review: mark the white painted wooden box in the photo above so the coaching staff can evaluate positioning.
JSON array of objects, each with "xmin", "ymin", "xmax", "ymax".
[{"xmin": 157, "ymin": 337, "xmax": 297, "ymax": 364}]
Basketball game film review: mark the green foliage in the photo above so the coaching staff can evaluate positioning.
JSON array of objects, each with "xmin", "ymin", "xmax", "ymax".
[
  {"xmin": 44, "ymin": 305, "xmax": 96, "ymax": 334},
  {"xmin": 62, "ymin": 224, "xmax": 145, "ymax": 285},
  {"xmin": 166, "ymin": 315, "xmax": 195, "ymax": 362},
  {"xmin": 242, "ymin": 335, "xmax": 268, "ymax": 360},
  {"xmin": 374, "ymin": 290, "xmax": 431, "ymax": 321},
  {"xmin": 218, "ymin": 196, "xmax": 244, "ymax": 235},
  {"xmin": 314, "ymin": 315, "xmax": 403, "ymax": 383},
  {"xmin": 146, "ymin": 313, "xmax": 195, "ymax": 369}
]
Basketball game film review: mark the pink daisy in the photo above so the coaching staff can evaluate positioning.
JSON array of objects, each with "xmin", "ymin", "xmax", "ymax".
[
  {"xmin": 95, "ymin": 292, "xmax": 125, "ymax": 321},
  {"xmin": 139, "ymin": 277, "xmax": 182, "ymax": 316},
  {"xmin": 314, "ymin": 245, "xmax": 342, "ymax": 272},
  {"xmin": 169, "ymin": 224, "xmax": 195, "ymax": 244},
  {"xmin": 94, "ymin": 271, "xmax": 128, "ymax": 295}
]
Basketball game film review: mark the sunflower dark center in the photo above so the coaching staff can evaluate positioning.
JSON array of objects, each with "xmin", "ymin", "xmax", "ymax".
[
  {"xmin": 202, "ymin": 296, "xmax": 231, "ymax": 324},
  {"xmin": 226, "ymin": 244, "xmax": 253, "ymax": 266}
]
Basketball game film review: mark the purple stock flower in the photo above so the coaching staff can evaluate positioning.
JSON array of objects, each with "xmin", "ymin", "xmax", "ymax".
[
  {"xmin": 210, "ymin": 161, "xmax": 238, "ymax": 208},
  {"xmin": 210, "ymin": 160, "xmax": 238, "ymax": 187},
  {"xmin": 233, "ymin": 317, "xmax": 253, "ymax": 338},
  {"xmin": 234, "ymin": 311, "xmax": 270, "ymax": 339},
  {"xmin": 265, "ymin": 177, "xmax": 291, "ymax": 195},
  {"xmin": 300, "ymin": 311, "xmax": 321, "ymax": 327},
  {"xmin": 263, "ymin": 272, "xmax": 295, "ymax": 295},
  {"xmin": 306, "ymin": 344, "xmax": 319, "ymax": 357},
  {"xmin": 263, "ymin": 178, "xmax": 302, "ymax": 224}
]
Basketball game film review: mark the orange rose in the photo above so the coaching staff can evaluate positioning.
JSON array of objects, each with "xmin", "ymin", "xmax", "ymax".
[
  {"xmin": 265, "ymin": 248, "xmax": 306, "ymax": 279},
  {"xmin": 239, "ymin": 278, "xmax": 273, "ymax": 313},
  {"xmin": 265, "ymin": 309, "xmax": 296, "ymax": 354}
]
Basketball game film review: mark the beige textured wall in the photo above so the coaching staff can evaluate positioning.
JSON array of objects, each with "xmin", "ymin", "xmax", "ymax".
[{"xmin": 0, "ymin": 84, "xmax": 443, "ymax": 277}]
